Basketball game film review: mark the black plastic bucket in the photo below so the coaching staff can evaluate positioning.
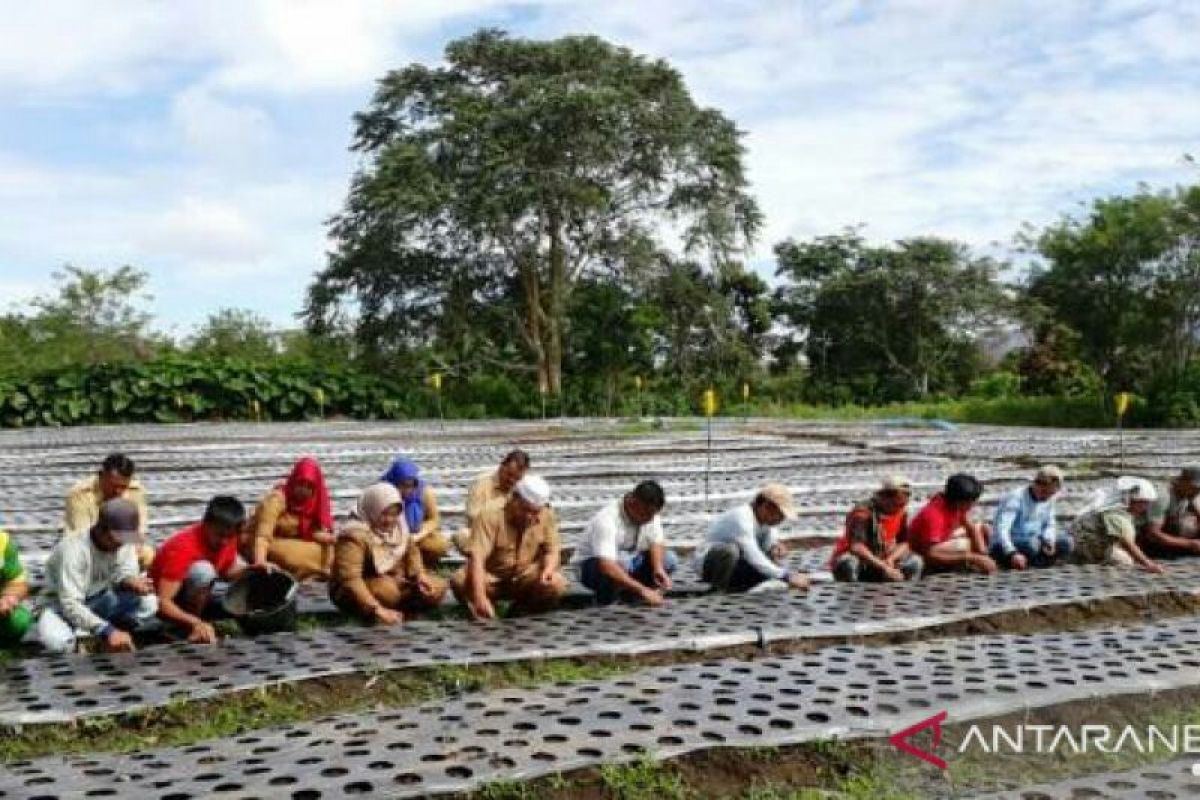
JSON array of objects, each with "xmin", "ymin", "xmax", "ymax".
[{"xmin": 221, "ymin": 570, "xmax": 299, "ymax": 635}]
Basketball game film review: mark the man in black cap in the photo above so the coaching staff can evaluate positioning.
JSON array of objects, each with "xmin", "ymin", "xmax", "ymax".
[
  {"xmin": 37, "ymin": 498, "xmax": 157, "ymax": 653},
  {"xmin": 1136, "ymin": 466, "xmax": 1200, "ymax": 560}
]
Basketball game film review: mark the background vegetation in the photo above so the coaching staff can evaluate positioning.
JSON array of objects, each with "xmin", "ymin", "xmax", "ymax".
[{"xmin": 2, "ymin": 30, "xmax": 1198, "ymax": 428}]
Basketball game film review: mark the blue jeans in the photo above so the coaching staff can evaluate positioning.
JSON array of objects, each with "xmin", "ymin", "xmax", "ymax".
[
  {"xmin": 87, "ymin": 589, "xmax": 152, "ymax": 626},
  {"xmin": 177, "ymin": 560, "xmax": 229, "ymax": 618},
  {"xmin": 38, "ymin": 589, "xmax": 158, "ymax": 652},
  {"xmin": 990, "ymin": 533, "xmax": 1074, "ymax": 568},
  {"xmin": 579, "ymin": 550, "xmax": 679, "ymax": 605}
]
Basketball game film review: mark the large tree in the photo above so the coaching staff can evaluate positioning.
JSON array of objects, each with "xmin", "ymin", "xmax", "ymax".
[
  {"xmin": 774, "ymin": 232, "xmax": 1009, "ymax": 400},
  {"xmin": 1023, "ymin": 184, "xmax": 1200, "ymax": 392},
  {"xmin": 305, "ymin": 29, "xmax": 761, "ymax": 395}
]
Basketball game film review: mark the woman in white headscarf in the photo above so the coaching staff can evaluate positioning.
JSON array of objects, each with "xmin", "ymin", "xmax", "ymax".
[
  {"xmin": 328, "ymin": 483, "xmax": 447, "ymax": 624},
  {"xmin": 1068, "ymin": 477, "xmax": 1164, "ymax": 573}
]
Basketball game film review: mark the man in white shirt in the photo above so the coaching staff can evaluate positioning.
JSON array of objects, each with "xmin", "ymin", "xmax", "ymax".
[
  {"xmin": 576, "ymin": 480, "xmax": 676, "ymax": 606},
  {"xmin": 37, "ymin": 498, "xmax": 158, "ymax": 653},
  {"xmin": 698, "ymin": 483, "xmax": 810, "ymax": 592}
]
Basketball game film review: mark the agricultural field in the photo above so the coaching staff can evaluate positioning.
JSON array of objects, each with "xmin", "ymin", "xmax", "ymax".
[{"xmin": 3, "ymin": 417, "xmax": 1200, "ymax": 799}]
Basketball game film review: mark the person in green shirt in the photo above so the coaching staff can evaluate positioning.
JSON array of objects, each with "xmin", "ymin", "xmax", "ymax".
[{"xmin": 0, "ymin": 527, "xmax": 32, "ymax": 645}]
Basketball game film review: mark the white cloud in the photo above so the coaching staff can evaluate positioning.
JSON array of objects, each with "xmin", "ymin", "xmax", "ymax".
[
  {"xmin": 170, "ymin": 87, "xmax": 277, "ymax": 163},
  {"xmin": 137, "ymin": 196, "xmax": 269, "ymax": 266},
  {"xmin": 0, "ymin": 0, "xmax": 520, "ymax": 97},
  {"xmin": 1, "ymin": 0, "xmax": 1199, "ymax": 328}
]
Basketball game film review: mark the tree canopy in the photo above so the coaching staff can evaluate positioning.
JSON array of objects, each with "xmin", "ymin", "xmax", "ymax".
[
  {"xmin": 305, "ymin": 28, "xmax": 761, "ymax": 395},
  {"xmin": 773, "ymin": 231, "xmax": 1010, "ymax": 401},
  {"xmin": 1024, "ymin": 184, "xmax": 1200, "ymax": 394}
]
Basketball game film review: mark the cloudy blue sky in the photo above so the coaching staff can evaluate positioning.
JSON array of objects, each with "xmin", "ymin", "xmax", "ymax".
[{"xmin": 1, "ymin": 0, "xmax": 1197, "ymax": 338}]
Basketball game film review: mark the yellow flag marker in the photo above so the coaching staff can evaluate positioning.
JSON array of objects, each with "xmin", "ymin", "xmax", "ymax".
[
  {"xmin": 635, "ymin": 375, "xmax": 643, "ymax": 391},
  {"xmin": 703, "ymin": 388, "xmax": 718, "ymax": 417},
  {"xmin": 1115, "ymin": 392, "xmax": 1132, "ymax": 417},
  {"xmin": 742, "ymin": 382, "xmax": 750, "ymax": 401},
  {"xmin": 431, "ymin": 373, "xmax": 443, "ymax": 392}
]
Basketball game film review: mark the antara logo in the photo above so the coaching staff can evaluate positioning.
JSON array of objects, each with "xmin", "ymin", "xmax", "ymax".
[{"xmin": 889, "ymin": 711, "xmax": 949, "ymax": 769}]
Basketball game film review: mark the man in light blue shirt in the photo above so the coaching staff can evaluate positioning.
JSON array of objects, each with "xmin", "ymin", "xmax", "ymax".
[{"xmin": 989, "ymin": 465, "xmax": 1072, "ymax": 570}]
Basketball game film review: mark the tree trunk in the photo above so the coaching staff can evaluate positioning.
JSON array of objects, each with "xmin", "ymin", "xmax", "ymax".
[
  {"xmin": 517, "ymin": 255, "xmax": 550, "ymax": 396},
  {"xmin": 545, "ymin": 208, "xmax": 567, "ymax": 398}
]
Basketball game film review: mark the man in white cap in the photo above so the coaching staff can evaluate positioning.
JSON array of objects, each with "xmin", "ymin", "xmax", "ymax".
[
  {"xmin": 451, "ymin": 474, "xmax": 567, "ymax": 619},
  {"xmin": 1137, "ymin": 466, "xmax": 1200, "ymax": 560},
  {"xmin": 1069, "ymin": 477, "xmax": 1164, "ymax": 572},
  {"xmin": 576, "ymin": 480, "xmax": 676, "ymax": 606},
  {"xmin": 697, "ymin": 483, "xmax": 810, "ymax": 592},
  {"xmin": 989, "ymin": 465, "xmax": 1072, "ymax": 570},
  {"xmin": 37, "ymin": 498, "xmax": 158, "ymax": 653},
  {"xmin": 831, "ymin": 475, "xmax": 922, "ymax": 582}
]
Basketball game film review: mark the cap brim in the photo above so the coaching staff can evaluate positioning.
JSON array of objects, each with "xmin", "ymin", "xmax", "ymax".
[{"xmin": 112, "ymin": 529, "xmax": 141, "ymax": 544}]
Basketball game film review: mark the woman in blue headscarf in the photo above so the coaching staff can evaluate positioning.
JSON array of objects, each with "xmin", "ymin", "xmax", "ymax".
[{"xmin": 381, "ymin": 457, "xmax": 447, "ymax": 568}]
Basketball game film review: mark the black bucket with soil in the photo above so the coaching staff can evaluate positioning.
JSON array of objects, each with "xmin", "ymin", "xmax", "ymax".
[{"xmin": 221, "ymin": 570, "xmax": 299, "ymax": 635}]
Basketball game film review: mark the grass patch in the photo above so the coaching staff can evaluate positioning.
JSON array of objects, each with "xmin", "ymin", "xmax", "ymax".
[
  {"xmin": 468, "ymin": 742, "xmax": 919, "ymax": 800},
  {"xmin": 6, "ymin": 590, "xmax": 1197, "ymax": 764},
  {"xmin": 600, "ymin": 757, "xmax": 694, "ymax": 800},
  {"xmin": 606, "ymin": 419, "xmax": 704, "ymax": 436},
  {"xmin": 755, "ymin": 395, "xmax": 1112, "ymax": 428},
  {"xmin": 0, "ymin": 657, "xmax": 635, "ymax": 763}
]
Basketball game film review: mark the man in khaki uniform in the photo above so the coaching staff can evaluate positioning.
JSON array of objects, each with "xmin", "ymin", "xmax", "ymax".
[
  {"xmin": 450, "ymin": 474, "xmax": 566, "ymax": 619},
  {"xmin": 453, "ymin": 449, "xmax": 531, "ymax": 554},
  {"xmin": 65, "ymin": 453, "xmax": 154, "ymax": 568},
  {"xmin": 466, "ymin": 450, "xmax": 531, "ymax": 522}
]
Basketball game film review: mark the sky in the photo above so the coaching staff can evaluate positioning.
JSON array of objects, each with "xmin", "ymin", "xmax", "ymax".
[{"xmin": 1, "ymin": 0, "xmax": 1197, "ymax": 339}]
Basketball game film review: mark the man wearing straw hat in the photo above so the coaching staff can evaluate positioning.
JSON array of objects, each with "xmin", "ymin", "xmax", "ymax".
[{"xmin": 698, "ymin": 483, "xmax": 810, "ymax": 592}]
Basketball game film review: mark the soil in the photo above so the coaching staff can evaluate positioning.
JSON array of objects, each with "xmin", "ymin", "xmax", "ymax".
[
  {"xmin": 443, "ymin": 685, "xmax": 1200, "ymax": 799},
  {"xmin": 5, "ymin": 590, "xmax": 1196, "ymax": 765}
]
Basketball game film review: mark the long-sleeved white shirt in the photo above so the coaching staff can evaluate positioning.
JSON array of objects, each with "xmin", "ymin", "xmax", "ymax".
[
  {"xmin": 45, "ymin": 533, "xmax": 139, "ymax": 635},
  {"xmin": 697, "ymin": 504, "xmax": 786, "ymax": 580}
]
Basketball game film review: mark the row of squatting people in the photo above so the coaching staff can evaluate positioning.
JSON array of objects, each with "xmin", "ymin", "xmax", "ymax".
[
  {"xmin": 828, "ymin": 466, "xmax": 1200, "ymax": 583},
  {"xmin": 0, "ymin": 450, "xmax": 468, "ymax": 649},
  {"xmin": 0, "ymin": 447, "xmax": 816, "ymax": 648},
  {"xmin": 7, "ymin": 450, "xmax": 1198, "ymax": 650}
]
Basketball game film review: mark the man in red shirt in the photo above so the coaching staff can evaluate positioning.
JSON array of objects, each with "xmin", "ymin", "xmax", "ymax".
[
  {"xmin": 152, "ymin": 496, "xmax": 262, "ymax": 644},
  {"xmin": 907, "ymin": 474, "xmax": 996, "ymax": 575}
]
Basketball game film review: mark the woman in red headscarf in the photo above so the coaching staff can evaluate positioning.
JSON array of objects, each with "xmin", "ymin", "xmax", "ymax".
[{"xmin": 244, "ymin": 457, "xmax": 335, "ymax": 580}]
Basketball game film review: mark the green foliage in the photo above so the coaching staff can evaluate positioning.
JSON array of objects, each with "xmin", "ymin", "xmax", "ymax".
[
  {"xmin": 1008, "ymin": 322, "xmax": 1103, "ymax": 397},
  {"xmin": 650, "ymin": 259, "xmax": 766, "ymax": 384},
  {"xmin": 1139, "ymin": 361, "xmax": 1200, "ymax": 426},
  {"xmin": 599, "ymin": 757, "xmax": 693, "ymax": 800},
  {"xmin": 967, "ymin": 370, "xmax": 1021, "ymax": 399},
  {"xmin": 1023, "ymin": 184, "xmax": 1200, "ymax": 392},
  {"xmin": 188, "ymin": 308, "xmax": 279, "ymax": 361},
  {"xmin": 307, "ymin": 28, "xmax": 761, "ymax": 396},
  {"xmin": 0, "ymin": 265, "xmax": 163, "ymax": 371},
  {"xmin": 768, "ymin": 395, "xmax": 1112, "ymax": 428},
  {"xmin": 773, "ymin": 231, "xmax": 1010, "ymax": 401},
  {"xmin": 0, "ymin": 357, "xmax": 423, "ymax": 427}
]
